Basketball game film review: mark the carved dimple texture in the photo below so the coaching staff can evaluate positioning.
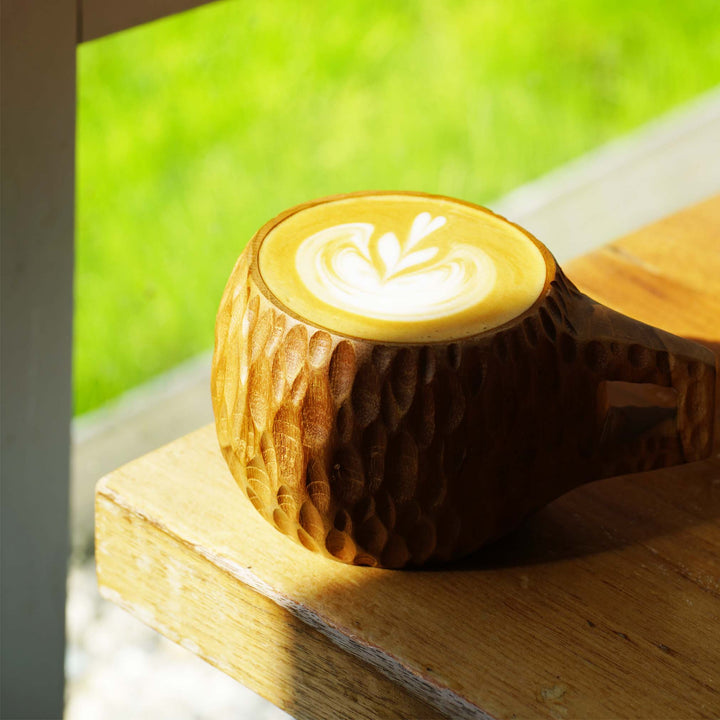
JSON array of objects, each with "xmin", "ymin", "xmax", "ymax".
[
  {"xmin": 301, "ymin": 374, "xmax": 334, "ymax": 448},
  {"xmin": 309, "ymin": 331, "xmax": 333, "ymax": 369},
  {"xmin": 212, "ymin": 255, "xmax": 716, "ymax": 568},
  {"xmin": 352, "ymin": 362, "xmax": 381, "ymax": 427},
  {"xmin": 328, "ymin": 341, "xmax": 355, "ymax": 401}
]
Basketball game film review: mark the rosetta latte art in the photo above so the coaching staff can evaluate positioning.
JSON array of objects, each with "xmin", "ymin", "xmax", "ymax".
[{"xmin": 295, "ymin": 212, "xmax": 497, "ymax": 321}]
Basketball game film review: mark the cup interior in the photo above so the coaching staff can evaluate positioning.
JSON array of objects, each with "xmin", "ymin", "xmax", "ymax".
[{"xmin": 256, "ymin": 191, "xmax": 553, "ymax": 343}]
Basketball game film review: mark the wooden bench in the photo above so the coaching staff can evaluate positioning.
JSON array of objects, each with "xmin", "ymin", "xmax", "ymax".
[{"xmin": 96, "ymin": 195, "xmax": 720, "ymax": 719}]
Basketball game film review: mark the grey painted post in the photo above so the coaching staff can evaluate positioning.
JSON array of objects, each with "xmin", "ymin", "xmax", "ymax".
[{"xmin": 1, "ymin": 1, "xmax": 77, "ymax": 716}]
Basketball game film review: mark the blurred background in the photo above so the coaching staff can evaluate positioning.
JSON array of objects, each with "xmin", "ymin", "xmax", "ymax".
[
  {"xmin": 74, "ymin": 0, "xmax": 720, "ymax": 416},
  {"xmin": 68, "ymin": 0, "xmax": 720, "ymax": 717}
]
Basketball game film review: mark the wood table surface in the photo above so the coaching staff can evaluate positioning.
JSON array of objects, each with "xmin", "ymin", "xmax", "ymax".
[{"xmin": 96, "ymin": 195, "xmax": 720, "ymax": 720}]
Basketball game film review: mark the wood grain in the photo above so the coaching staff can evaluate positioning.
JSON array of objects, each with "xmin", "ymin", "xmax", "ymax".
[
  {"xmin": 97, "ymin": 195, "xmax": 720, "ymax": 719},
  {"xmin": 95, "ymin": 489, "xmax": 441, "ymax": 720},
  {"xmin": 212, "ymin": 191, "xmax": 716, "ymax": 568}
]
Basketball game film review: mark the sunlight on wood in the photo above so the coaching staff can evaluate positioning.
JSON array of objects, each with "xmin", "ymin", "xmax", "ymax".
[{"xmin": 97, "ymin": 196, "xmax": 720, "ymax": 719}]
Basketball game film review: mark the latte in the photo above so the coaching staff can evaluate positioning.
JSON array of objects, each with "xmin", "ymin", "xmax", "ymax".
[
  {"xmin": 258, "ymin": 193, "xmax": 549, "ymax": 341},
  {"xmin": 214, "ymin": 190, "xmax": 716, "ymax": 568}
]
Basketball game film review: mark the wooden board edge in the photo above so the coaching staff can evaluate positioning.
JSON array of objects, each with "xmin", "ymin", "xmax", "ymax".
[
  {"xmin": 95, "ymin": 482, "xmax": 454, "ymax": 720},
  {"xmin": 97, "ymin": 460, "xmax": 494, "ymax": 720}
]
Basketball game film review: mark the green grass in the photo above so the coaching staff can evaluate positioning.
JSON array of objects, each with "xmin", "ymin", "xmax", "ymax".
[{"xmin": 75, "ymin": 0, "xmax": 720, "ymax": 415}]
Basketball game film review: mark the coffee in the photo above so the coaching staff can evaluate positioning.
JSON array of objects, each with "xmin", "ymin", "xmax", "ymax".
[
  {"xmin": 258, "ymin": 194, "xmax": 548, "ymax": 342},
  {"xmin": 214, "ymin": 191, "xmax": 716, "ymax": 568}
]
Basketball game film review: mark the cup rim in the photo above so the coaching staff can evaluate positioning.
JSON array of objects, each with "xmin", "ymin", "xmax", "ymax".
[{"xmin": 249, "ymin": 189, "xmax": 558, "ymax": 346}]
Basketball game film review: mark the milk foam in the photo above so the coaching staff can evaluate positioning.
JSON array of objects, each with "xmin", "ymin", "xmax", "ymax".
[
  {"xmin": 295, "ymin": 212, "xmax": 497, "ymax": 321},
  {"xmin": 257, "ymin": 194, "xmax": 548, "ymax": 342}
]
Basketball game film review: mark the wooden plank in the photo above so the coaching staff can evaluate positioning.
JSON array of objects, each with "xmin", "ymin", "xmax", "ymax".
[
  {"xmin": 0, "ymin": 1, "xmax": 77, "ymax": 717},
  {"xmin": 566, "ymin": 193, "xmax": 720, "ymax": 344},
  {"xmin": 606, "ymin": 193, "xmax": 720, "ymax": 293},
  {"xmin": 97, "ymin": 199, "xmax": 720, "ymax": 719},
  {"xmin": 96, "ymin": 491, "xmax": 442, "ymax": 720},
  {"xmin": 96, "ymin": 427, "xmax": 720, "ymax": 719},
  {"xmin": 566, "ymin": 243, "xmax": 720, "ymax": 344},
  {"xmin": 79, "ymin": 0, "xmax": 217, "ymax": 42}
]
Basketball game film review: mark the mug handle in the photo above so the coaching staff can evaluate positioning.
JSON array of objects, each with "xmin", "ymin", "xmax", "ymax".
[{"xmin": 580, "ymin": 300, "xmax": 716, "ymax": 478}]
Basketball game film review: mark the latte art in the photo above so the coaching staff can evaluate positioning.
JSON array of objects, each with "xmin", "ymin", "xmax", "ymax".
[
  {"xmin": 258, "ymin": 193, "xmax": 548, "ymax": 342},
  {"xmin": 296, "ymin": 213, "xmax": 497, "ymax": 321}
]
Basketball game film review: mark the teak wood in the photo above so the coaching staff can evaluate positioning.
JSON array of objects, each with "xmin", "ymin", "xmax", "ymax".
[
  {"xmin": 96, "ymin": 195, "xmax": 720, "ymax": 720},
  {"xmin": 211, "ymin": 192, "xmax": 716, "ymax": 568}
]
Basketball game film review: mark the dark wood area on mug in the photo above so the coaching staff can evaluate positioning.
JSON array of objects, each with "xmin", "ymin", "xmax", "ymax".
[
  {"xmin": 211, "ymin": 192, "xmax": 715, "ymax": 569},
  {"xmin": 96, "ymin": 195, "xmax": 720, "ymax": 720}
]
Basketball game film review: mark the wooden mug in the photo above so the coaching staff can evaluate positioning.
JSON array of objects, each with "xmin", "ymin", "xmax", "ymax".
[{"xmin": 212, "ymin": 191, "xmax": 716, "ymax": 568}]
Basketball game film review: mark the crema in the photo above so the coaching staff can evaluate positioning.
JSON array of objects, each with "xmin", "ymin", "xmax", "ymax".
[{"xmin": 258, "ymin": 194, "xmax": 548, "ymax": 342}]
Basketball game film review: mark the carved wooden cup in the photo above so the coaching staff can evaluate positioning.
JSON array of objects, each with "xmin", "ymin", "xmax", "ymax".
[{"xmin": 212, "ymin": 191, "xmax": 716, "ymax": 568}]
